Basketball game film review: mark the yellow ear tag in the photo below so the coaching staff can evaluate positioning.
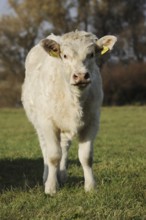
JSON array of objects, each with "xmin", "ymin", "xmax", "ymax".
[
  {"xmin": 49, "ymin": 50, "xmax": 60, "ymax": 58},
  {"xmin": 101, "ymin": 46, "xmax": 109, "ymax": 55}
]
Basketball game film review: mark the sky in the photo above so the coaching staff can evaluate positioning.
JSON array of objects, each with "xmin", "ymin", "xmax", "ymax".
[{"xmin": 0, "ymin": 0, "xmax": 10, "ymax": 16}]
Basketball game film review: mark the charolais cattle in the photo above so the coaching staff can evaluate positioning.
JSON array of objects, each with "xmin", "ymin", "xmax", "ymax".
[{"xmin": 22, "ymin": 30, "xmax": 117, "ymax": 195}]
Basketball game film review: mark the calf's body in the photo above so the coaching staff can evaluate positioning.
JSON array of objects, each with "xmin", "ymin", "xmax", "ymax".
[{"xmin": 22, "ymin": 31, "xmax": 117, "ymax": 195}]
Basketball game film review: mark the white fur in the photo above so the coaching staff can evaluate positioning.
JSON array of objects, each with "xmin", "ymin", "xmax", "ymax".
[{"xmin": 22, "ymin": 30, "xmax": 117, "ymax": 195}]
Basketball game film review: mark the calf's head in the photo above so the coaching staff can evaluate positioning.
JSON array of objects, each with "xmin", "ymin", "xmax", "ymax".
[{"xmin": 41, "ymin": 32, "xmax": 117, "ymax": 89}]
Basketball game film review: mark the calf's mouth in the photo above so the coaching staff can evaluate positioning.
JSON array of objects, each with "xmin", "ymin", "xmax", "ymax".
[{"xmin": 72, "ymin": 80, "xmax": 91, "ymax": 88}]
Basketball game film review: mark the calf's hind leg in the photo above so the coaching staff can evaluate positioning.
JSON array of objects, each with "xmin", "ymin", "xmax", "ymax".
[{"xmin": 59, "ymin": 133, "xmax": 71, "ymax": 184}]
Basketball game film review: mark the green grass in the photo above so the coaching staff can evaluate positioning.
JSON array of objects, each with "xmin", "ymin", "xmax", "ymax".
[{"xmin": 0, "ymin": 107, "xmax": 146, "ymax": 220}]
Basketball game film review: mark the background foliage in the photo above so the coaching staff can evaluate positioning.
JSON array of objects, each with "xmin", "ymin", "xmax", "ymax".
[{"xmin": 0, "ymin": 0, "xmax": 146, "ymax": 106}]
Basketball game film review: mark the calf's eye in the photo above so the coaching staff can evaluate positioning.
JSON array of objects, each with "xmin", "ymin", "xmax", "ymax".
[
  {"xmin": 64, "ymin": 54, "xmax": 67, "ymax": 59},
  {"xmin": 89, "ymin": 53, "xmax": 94, "ymax": 58},
  {"xmin": 87, "ymin": 53, "xmax": 94, "ymax": 59}
]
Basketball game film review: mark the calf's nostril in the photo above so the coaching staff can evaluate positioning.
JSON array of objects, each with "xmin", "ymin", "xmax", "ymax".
[
  {"xmin": 73, "ymin": 74, "xmax": 78, "ymax": 80},
  {"xmin": 84, "ymin": 72, "xmax": 90, "ymax": 80}
]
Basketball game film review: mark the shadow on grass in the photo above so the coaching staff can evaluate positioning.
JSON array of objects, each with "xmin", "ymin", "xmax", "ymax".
[
  {"xmin": 0, "ymin": 158, "xmax": 43, "ymax": 192},
  {"xmin": 0, "ymin": 158, "xmax": 91, "ymax": 192}
]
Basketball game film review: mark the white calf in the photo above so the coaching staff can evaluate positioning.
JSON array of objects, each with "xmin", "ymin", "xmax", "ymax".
[{"xmin": 22, "ymin": 30, "xmax": 117, "ymax": 195}]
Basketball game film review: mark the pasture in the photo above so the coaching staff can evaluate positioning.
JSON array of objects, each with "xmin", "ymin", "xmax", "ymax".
[{"xmin": 0, "ymin": 107, "xmax": 146, "ymax": 220}]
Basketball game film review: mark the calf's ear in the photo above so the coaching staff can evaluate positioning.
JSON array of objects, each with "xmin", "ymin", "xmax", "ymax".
[
  {"xmin": 41, "ymin": 39, "xmax": 60, "ymax": 58},
  {"xmin": 96, "ymin": 35, "xmax": 117, "ymax": 55}
]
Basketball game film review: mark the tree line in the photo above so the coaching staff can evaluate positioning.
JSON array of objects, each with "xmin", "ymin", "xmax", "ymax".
[{"xmin": 0, "ymin": 0, "xmax": 146, "ymax": 106}]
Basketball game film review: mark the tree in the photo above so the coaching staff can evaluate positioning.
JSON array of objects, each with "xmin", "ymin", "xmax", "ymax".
[
  {"xmin": 0, "ymin": 0, "xmax": 146, "ymax": 106},
  {"xmin": 91, "ymin": 0, "xmax": 146, "ymax": 62},
  {"xmin": 0, "ymin": 0, "xmax": 77, "ymax": 80}
]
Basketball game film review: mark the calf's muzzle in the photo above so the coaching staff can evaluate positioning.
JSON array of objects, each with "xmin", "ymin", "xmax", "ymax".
[{"xmin": 72, "ymin": 72, "xmax": 91, "ymax": 87}]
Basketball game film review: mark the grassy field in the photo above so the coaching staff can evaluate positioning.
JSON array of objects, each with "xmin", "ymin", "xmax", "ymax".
[{"xmin": 0, "ymin": 107, "xmax": 146, "ymax": 220}]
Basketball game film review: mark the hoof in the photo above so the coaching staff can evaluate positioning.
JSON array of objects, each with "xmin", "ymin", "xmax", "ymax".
[
  {"xmin": 45, "ymin": 180, "xmax": 59, "ymax": 196},
  {"xmin": 84, "ymin": 180, "xmax": 96, "ymax": 192}
]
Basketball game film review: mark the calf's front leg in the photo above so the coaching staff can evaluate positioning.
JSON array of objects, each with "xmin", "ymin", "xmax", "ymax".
[
  {"xmin": 78, "ymin": 120, "xmax": 99, "ymax": 192},
  {"xmin": 38, "ymin": 120, "xmax": 61, "ymax": 195},
  {"xmin": 36, "ymin": 131, "xmax": 48, "ymax": 183},
  {"xmin": 78, "ymin": 140, "xmax": 95, "ymax": 192}
]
